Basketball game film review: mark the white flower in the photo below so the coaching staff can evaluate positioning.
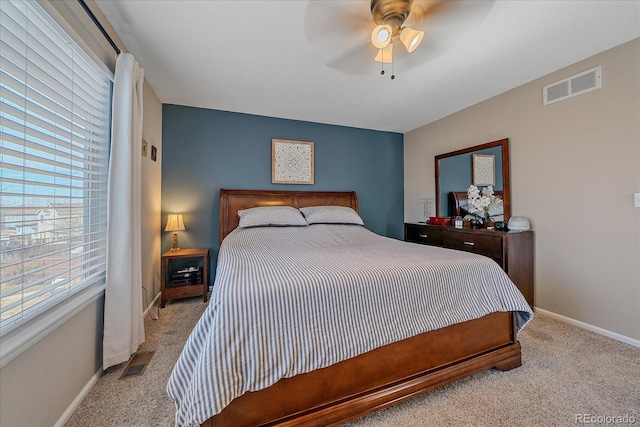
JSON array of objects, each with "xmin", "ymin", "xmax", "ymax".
[
  {"xmin": 484, "ymin": 185, "xmax": 494, "ymax": 197},
  {"xmin": 466, "ymin": 185, "xmax": 503, "ymax": 221}
]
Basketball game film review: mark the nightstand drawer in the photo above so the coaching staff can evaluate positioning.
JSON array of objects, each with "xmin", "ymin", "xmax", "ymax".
[
  {"xmin": 443, "ymin": 232, "xmax": 503, "ymax": 264},
  {"xmin": 404, "ymin": 223, "xmax": 443, "ymax": 246},
  {"xmin": 164, "ymin": 285, "xmax": 205, "ymax": 301}
]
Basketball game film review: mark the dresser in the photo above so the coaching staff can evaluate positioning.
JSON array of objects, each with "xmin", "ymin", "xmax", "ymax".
[{"xmin": 404, "ymin": 223, "xmax": 534, "ymax": 307}]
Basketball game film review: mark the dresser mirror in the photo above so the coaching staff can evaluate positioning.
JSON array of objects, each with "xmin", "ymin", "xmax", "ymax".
[{"xmin": 435, "ymin": 138, "xmax": 511, "ymax": 220}]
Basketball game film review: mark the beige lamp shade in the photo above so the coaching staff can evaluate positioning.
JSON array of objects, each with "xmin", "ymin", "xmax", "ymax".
[
  {"xmin": 165, "ymin": 214, "xmax": 185, "ymax": 231},
  {"xmin": 400, "ymin": 27, "xmax": 424, "ymax": 53},
  {"xmin": 371, "ymin": 24, "xmax": 393, "ymax": 49},
  {"xmin": 374, "ymin": 43, "xmax": 393, "ymax": 63}
]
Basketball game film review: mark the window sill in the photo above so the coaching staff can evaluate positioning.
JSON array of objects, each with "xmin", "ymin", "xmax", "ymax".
[{"xmin": 0, "ymin": 285, "xmax": 105, "ymax": 368}]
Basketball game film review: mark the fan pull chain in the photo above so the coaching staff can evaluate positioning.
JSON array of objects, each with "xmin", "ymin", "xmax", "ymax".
[
  {"xmin": 380, "ymin": 51, "xmax": 396, "ymax": 80},
  {"xmin": 378, "ymin": 47, "xmax": 395, "ymax": 80}
]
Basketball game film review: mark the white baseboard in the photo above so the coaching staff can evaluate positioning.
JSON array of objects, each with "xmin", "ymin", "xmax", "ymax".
[
  {"xmin": 54, "ymin": 292, "xmax": 160, "ymax": 427},
  {"xmin": 54, "ymin": 367, "xmax": 102, "ymax": 427},
  {"xmin": 535, "ymin": 307, "xmax": 640, "ymax": 348}
]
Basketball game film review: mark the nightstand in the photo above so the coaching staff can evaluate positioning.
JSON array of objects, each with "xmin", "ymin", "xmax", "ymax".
[{"xmin": 161, "ymin": 247, "xmax": 209, "ymax": 308}]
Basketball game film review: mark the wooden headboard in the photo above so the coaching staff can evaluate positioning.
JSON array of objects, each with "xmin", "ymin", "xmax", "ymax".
[
  {"xmin": 219, "ymin": 189, "xmax": 359, "ymax": 242},
  {"xmin": 449, "ymin": 190, "xmax": 504, "ymax": 216}
]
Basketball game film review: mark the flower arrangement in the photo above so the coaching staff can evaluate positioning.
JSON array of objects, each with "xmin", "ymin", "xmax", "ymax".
[{"xmin": 465, "ymin": 185, "xmax": 503, "ymax": 223}]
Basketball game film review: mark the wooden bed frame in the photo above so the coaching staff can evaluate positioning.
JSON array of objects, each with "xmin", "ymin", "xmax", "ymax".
[
  {"xmin": 203, "ymin": 189, "xmax": 522, "ymax": 427},
  {"xmin": 218, "ymin": 189, "xmax": 359, "ymax": 243}
]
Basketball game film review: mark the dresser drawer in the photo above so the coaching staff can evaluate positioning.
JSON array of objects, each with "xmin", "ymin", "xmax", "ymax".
[
  {"xmin": 404, "ymin": 224, "xmax": 444, "ymax": 246},
  {"xmin": 403, "ymin": 223, "xmax": 534, "ymax": 307},
  {"xmin": 443, "ymin": 231, "xmax": 504, "ymax": 264}
]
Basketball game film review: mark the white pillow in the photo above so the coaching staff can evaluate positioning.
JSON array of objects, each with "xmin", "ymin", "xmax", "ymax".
[
  {"xmin": 488, "ymin": 205, "xmax": 504, "ymax": 221},
  {"xmin": 237, "ymin": 206, "xmax": 308, "ymax": 228},
  {"xmin": 299, "ymin": 206, "xmax": 364, "ymax": 225}
]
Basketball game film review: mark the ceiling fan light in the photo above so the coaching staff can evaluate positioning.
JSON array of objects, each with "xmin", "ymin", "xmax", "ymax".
[
  {"xmin": 374, "ymin": 43, "xmax": 393, "ymax": 63},
  {"xmin": 400, "ymin": 27, "xmax": 424, "ymax": 53},
  {"xmin": 371, "ymin": 24, "xmax": 393, "ymax": 49}
]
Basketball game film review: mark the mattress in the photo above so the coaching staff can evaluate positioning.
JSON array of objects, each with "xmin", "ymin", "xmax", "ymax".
[{"xmin": 167, "ymin": 224, "xmax": 533, "ymax": 426}]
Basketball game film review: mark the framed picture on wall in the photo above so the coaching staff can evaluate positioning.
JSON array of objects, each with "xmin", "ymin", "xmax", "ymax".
[
  {"xmin": 472, "ymin": 154, "xmax": 495, "ymax": 186},
  {"xmin": 272, "ymin": 139, "xmax": 314, "ymax": 184}
]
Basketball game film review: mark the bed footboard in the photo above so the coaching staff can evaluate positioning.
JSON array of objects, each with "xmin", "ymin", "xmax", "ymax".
[{"xmin": 202, "ymin": 311, "xmax": 520, "ymax": 427}]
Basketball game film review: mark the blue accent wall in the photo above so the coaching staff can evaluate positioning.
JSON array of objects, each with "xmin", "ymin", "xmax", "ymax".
[{"xmin": 161, "ymin": 105, "xmax": 404, "ymax": 276}]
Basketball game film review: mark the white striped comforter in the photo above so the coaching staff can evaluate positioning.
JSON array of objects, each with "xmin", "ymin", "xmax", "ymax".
[{"xmin": 167, "ymin": 224, "xmax": 533, "ymax": 426}]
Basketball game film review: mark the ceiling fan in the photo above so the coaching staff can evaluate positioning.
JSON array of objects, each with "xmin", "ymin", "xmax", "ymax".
[
  {"xmin": 304, "ymin": 0, "xmax": 495, "ymax": 77},
  {"xmin": 369, "ymin": 0, "xmax": 425, "ymax": 70}
]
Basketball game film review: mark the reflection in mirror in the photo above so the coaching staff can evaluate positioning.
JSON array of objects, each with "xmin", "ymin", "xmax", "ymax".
[{"xmin": 435, "ymin": 138, "xmax": 511, "ymax": 220}]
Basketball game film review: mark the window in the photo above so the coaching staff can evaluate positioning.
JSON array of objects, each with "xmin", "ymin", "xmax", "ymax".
[{"xmin": 0, "ymin": 0, "xmax": 111, "ymax": 358}]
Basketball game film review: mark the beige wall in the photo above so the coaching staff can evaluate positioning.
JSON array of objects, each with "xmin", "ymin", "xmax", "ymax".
[
  {"xmin": 142, "ymin": 80, "xmax": 163, "ymax": 302},
  {"xmin": 405, "ymin": 38, "xmax": 640, "ymax": 341},
  {"xmin": 0, "ymin": 2, "xmax": 163, "ymax": 426},
  {"xmin": 0, "ymin": 302, "xmax": 103, "ymax": 427}
]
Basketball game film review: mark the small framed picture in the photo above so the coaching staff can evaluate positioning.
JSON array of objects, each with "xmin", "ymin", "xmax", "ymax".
[
  {"xmin": 151, "ymin": 145, "xmax": 157, "ymax": 162},
  {"xmin": 472, "ymin": 154, "xmax": 495, "ymax": 186},
  {"xmin": 272, "ymin": 139, "xmax": 314, "ymax": 184}
]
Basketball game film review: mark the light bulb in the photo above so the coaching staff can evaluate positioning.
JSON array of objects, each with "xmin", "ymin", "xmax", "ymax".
[{"xmin": 371, "ymin": 24, "xmax": 393, "ymax": 49}]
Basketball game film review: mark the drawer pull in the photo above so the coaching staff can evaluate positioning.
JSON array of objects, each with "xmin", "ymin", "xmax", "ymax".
[
  {"xmin": 464, "ymin": 241, "xmax": 475, "ymax": 246},
  {"xmin": 419, "ymin": 234, "xmax": 429, "ymax": 238}
]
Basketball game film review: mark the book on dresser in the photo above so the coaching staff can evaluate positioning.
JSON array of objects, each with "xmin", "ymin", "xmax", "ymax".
[{"xmin": 404, "ymin": 222, "xmax": 534, "ymax": 307}]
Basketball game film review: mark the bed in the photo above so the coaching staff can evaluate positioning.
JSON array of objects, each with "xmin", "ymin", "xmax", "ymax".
[{"xmin": 167, "ymin": 189, "xmax": 533, "ymax": 427}]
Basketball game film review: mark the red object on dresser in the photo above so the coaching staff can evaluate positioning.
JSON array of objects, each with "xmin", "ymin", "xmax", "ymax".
[{"xmin": 429, "ymin": 216, "xmax": 452, "ymax": 225}]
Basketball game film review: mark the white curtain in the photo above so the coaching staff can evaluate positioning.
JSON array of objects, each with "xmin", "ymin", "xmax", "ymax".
[{"xmin": 103, "ymin": 53, "xmax": 145, "ymax": 369}]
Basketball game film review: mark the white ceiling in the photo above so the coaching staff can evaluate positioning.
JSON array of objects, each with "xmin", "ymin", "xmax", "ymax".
[{"xmin": 95, "ymin": 1, "xmax": 640, "ymax": 133}]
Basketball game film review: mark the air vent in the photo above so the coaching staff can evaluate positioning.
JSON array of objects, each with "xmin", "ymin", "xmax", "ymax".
[{"xmin": 543, "ymin": 66, "xmax": 601, "ymax": 105}]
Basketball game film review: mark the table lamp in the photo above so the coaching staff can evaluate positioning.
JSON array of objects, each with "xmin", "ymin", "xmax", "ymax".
[{"xmin": 165, "ymin": 214, "xmax": 185, "ymax": 251}]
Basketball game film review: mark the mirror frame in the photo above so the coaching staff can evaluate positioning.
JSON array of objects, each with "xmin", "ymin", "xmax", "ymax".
[{"xmin": 435, "ymin": 138, "xmax": 511, "ymax": 221}]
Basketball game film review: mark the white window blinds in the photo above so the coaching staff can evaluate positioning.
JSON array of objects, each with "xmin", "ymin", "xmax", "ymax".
[{"xmin": 0, "ymin": 0, "xmax": 111, "ymax": 338}]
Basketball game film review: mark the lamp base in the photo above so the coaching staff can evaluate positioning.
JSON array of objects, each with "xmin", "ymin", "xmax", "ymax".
[{"xmin": 171, "ymin": 232, "xmax": 180, "ymax": 251}]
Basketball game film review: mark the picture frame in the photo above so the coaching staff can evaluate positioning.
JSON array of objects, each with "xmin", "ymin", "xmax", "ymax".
[
  {"xmin": 151, "ymin": 145, "xmax": 157, "ymax": 162},
  {"xmin": 271, "ymin": 139, "xmax": 314, "ymax": 184},
  {"xmin": 472, "ymin": 154, "xmax": 495, "ymax": 186}
]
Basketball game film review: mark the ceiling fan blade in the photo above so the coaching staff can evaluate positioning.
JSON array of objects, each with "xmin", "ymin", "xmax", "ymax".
[
  {"xmin": 305, "ymin": 1, "xmax": 379, "ymax": 75},
  {"xmin": 399, "ymin": 0, "xmax": 496, "ymax": 64},
  {"xmin": 408, "ymin": 0, "xmax": 495, "ymax": 32},
  {"xmin": 325, "ymin": 39, "xmax": 381, "ymax": 75},
  {"xmin": 305, "ymin": 1, "xmax": 371, "ymax": 47},
  {"xmin": 408, "ymin": 0, "xmax": 453, "ymax": 26}
]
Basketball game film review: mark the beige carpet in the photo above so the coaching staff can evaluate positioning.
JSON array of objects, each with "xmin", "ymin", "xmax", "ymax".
[
  {"xmin": 65, "ymin": 298, "xmax": 208, "ymax": 427},
  {"xmin": 66, "ymin": 298, "xmax": 640, "ymax": 427}
]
